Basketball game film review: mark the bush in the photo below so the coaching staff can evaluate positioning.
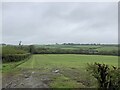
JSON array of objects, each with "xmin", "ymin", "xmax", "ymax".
[
  {"xmin": 2, "ymin": 53, "xmax": 31, "ymax": 63},
  {"xmin": 87, "ymin": 62, "xmax": 120, "ymax": 89},
  {"xmin": 2, "ymin": 46, "xmax": 28, "ymax": 55},
  {"xmin": 2, "ymin": 45, "xmax": 31, "ymax": 63}
]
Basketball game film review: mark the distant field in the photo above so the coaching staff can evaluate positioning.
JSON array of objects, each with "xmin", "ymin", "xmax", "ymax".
[
  {"xmin": 35, "ymin": 44, "xmax": 118, "ymax": 52},
  {"xmin": 2, "ymin": 44, "xmax": 118, "ymax": 56},
  {"xmin": 3, "ymin": 54, "xmax": 118, "ymax": 88}
]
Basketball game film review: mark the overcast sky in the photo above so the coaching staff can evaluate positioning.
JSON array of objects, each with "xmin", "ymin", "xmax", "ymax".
[{"xmin": 2, "ymin": 2, "xmax": 118, "ymax": 45}]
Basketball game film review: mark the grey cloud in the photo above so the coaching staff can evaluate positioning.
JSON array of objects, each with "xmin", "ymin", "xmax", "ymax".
[{"xmin": 2, "ymin": 2, "xmax": 118, "ymax": 45}]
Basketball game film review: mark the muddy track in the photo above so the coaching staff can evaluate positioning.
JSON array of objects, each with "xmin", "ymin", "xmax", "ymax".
[
  {"xmin": 2, "ymin": 55, "xmax": 60, "ymax": 88},
  {"xmin": 2, "ymin": 69, "xmax": 54, "ymax": 88}
]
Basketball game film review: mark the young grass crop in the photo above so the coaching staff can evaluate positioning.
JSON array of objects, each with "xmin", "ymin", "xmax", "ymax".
[{"xmin": 3, "ymin": 54, "xmax": 118, "ymax": 88}]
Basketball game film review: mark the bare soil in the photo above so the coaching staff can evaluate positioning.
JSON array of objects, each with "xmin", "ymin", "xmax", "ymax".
[{"xmin": 2, "ymin": 69, "xmax": 59, "ymax": 88}]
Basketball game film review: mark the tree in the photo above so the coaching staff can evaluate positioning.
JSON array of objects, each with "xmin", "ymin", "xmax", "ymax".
[
  {"xmin": 19, "ymin": 41, "xmax": 23, "ymax": 49},
  {"xmin": 19, "ymin": 41, "xmax": 22, "ymax": 46},
  {"xmin": 29, "ymin": 45, "xmax": 35, "ymax": 54}
]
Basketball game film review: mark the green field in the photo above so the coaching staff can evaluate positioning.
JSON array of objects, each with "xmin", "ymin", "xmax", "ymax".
[
  {"xmin": 18, "ymin": 54, "xmax": 118, "ymax": 69},
  {"xmin": 3, "ymin": 54, "xmax": 118, "ymax": 88},
  {"xmin": 35, "ymin": 44, "xmax": 118, "ymax": 51}
]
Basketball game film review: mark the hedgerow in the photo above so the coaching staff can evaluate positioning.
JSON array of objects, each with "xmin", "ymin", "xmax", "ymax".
[
  {"xmin": 2, "ymin": 53, "xmax": 31, "ymax": 63},
  {"xmin": 2, "ymin": 45, "xmax": 31, "ymax": 63}
]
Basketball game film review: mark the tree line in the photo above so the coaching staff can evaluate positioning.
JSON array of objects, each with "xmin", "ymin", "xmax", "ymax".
[{"xmin": 27, "ymin": 45, "xmax": 119, "ymax": 56}]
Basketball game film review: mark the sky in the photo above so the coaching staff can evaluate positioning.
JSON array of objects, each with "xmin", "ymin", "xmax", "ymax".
[{"xmin": 2, "ymin": 2, "xmax": 118, "ymax": 45}]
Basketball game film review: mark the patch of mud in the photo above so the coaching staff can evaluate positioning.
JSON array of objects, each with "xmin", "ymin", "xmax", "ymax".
[{"xmin": 2, "ymin": 69, "xmax": 58, "ymax": 88}]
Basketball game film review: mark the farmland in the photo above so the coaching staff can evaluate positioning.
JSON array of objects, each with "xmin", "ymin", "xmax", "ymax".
[
  {"xmin": 2, "ymin": 2, "xmax": 119, "ymax": 89},
  {"xmin": 2, "ymin": 54, "xmax": 118, "ymax": 88},
  {"xmin": 1, "ymin": 44, "xmax": 119, "ymax": 88},
  {"xmin": 33, "ymin": 44, "xmax": 118, "ymax": 55},
  {"xmin": 35, "ymin": 44, "xmax": 118, "ymax": 52}
]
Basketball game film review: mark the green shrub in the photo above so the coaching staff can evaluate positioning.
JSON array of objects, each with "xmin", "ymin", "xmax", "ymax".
[
  {"xmin": 2, "ymin": 46, "xmax": 27, "ymax": 55},
  {"xmin": 87, "ymin": 62, "xmax": 120, "ymax": 89},
  {"xmin": 2, "ymin": 53, "xmax": 31, "ymax": 63},
  {"xmin": 2, "ymin": 45, "xmax": 31, "ymax": 63}
]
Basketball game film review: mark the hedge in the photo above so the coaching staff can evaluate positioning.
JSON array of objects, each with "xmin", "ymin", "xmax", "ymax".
[{"xmin": 2, "ymin": 53, "xmax": 31, "ymax": 63}]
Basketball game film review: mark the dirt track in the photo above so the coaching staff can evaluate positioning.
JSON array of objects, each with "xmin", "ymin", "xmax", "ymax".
[{"xmin": 2, "ymin": 69, "xmax": 58, "ymax": 88}]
